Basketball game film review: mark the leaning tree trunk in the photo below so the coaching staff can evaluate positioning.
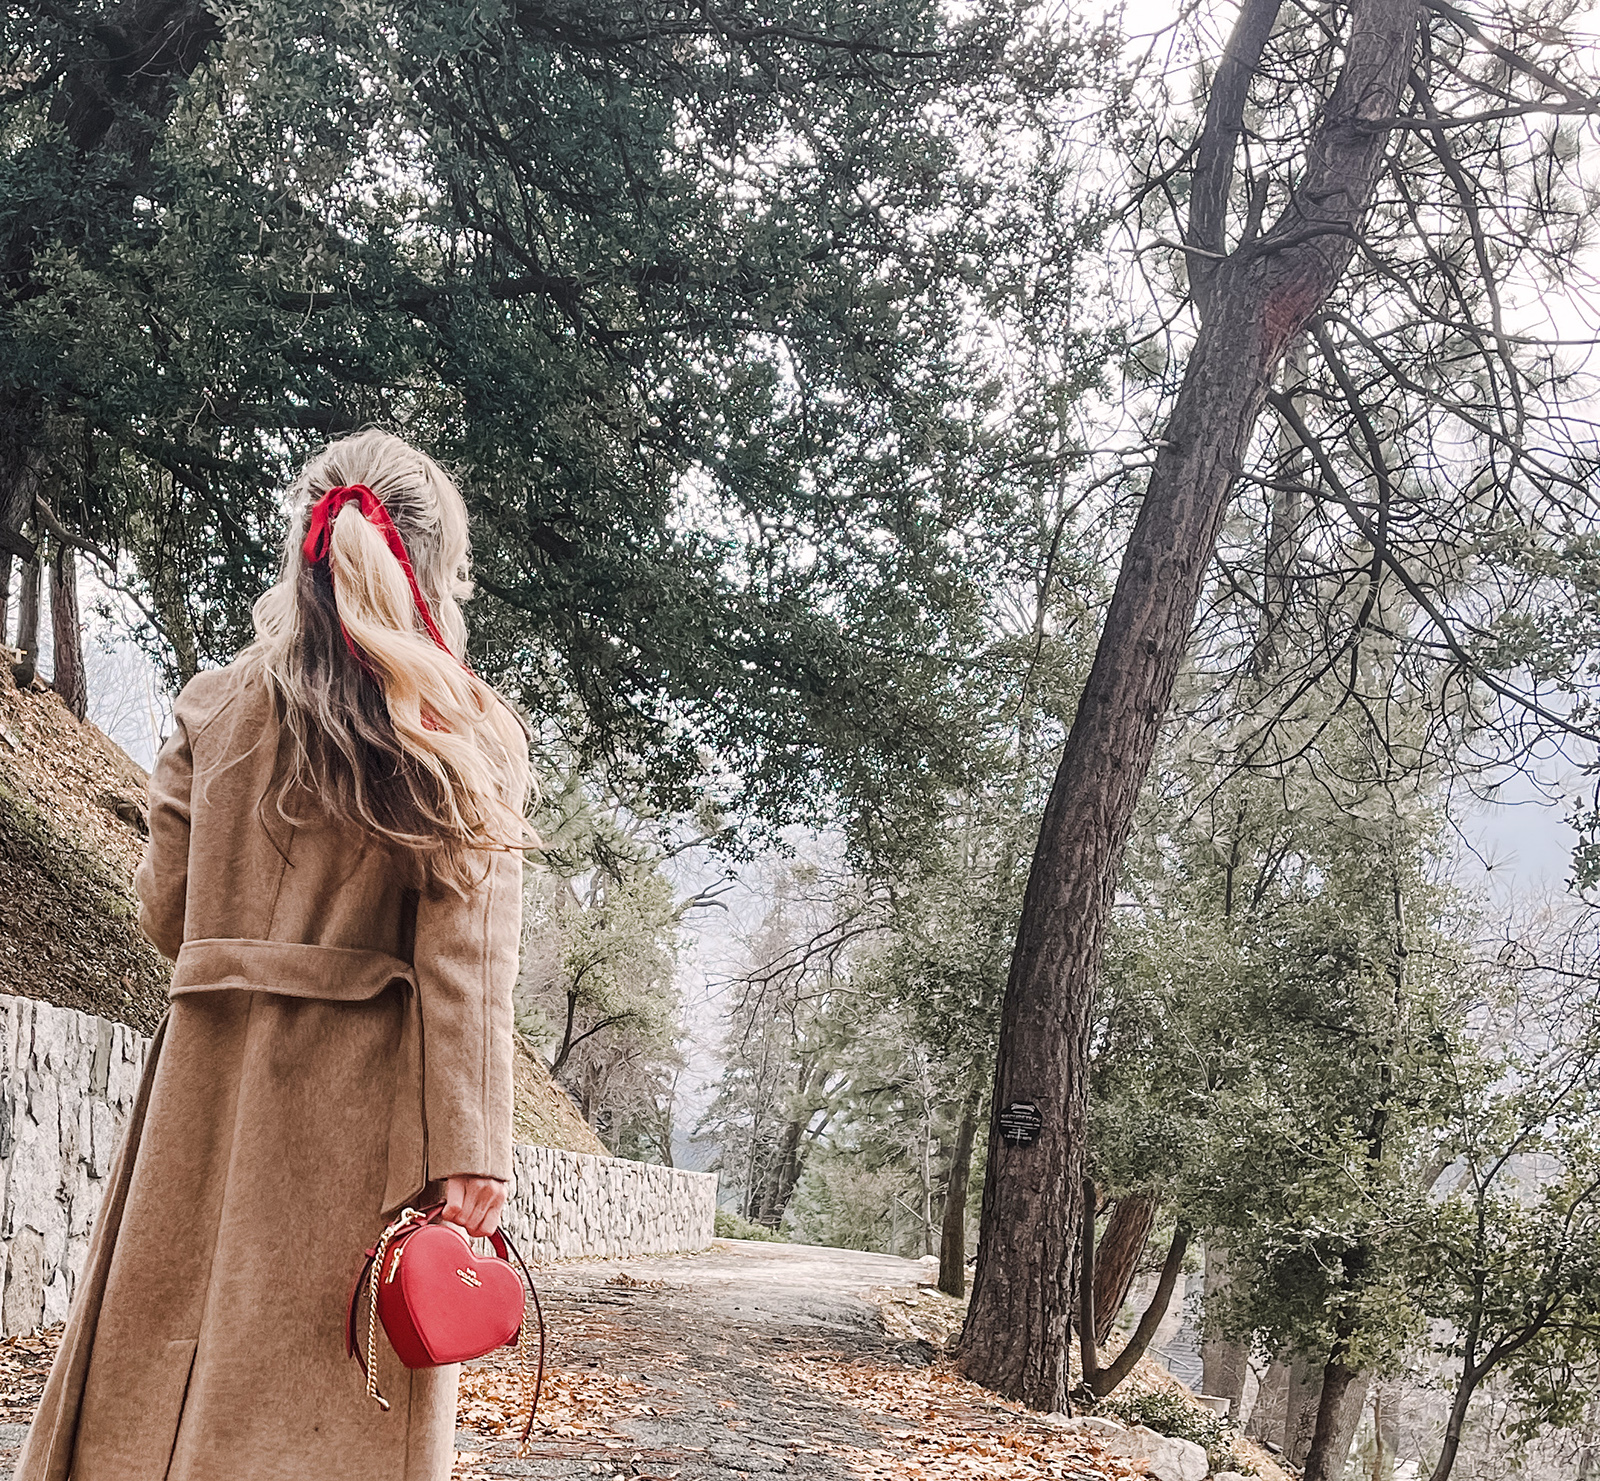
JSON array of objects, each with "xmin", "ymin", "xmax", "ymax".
[
  {"xmin": 50, "ymin": 545, "xmax": 87, "ymax": 719},
  {"xmin": 954, "ymin": 0, "xmax": 1422, "ymax": 1410},
  {"xmin": 939, "ymin": 1081, "xmax": 984, "ymax": 1297},
  {"xmin": 1091, "ymin": 1195, "xmax": 1157, "ymax": 1344}
]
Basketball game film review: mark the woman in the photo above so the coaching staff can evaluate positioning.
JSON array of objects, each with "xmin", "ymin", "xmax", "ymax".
[{"xmin": 17, "ymin": 430, "xmax": 531, "ymax": 1481}]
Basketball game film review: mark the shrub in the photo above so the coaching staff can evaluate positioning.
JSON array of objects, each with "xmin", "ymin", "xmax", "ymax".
[
  {"xmin": 1096, "ymin": 1389, "xmax": 1255, "ymax": 1475},
  {"xmin": 714, "ymin": 1210, "xmax": 787, "ymax": 1242}
]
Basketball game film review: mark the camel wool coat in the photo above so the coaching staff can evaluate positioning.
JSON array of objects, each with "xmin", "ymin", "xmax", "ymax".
[{"xmin": 16, "ymin": 658, "xmax": 522, "ymax": 1481}]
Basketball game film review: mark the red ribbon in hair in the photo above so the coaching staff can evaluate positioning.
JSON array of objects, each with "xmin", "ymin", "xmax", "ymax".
[{"xmin": 301, "ymin": 483, "xmax": 453, "ymax": 666}]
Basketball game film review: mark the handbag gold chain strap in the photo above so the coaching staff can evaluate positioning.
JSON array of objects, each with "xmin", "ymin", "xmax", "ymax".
[
  {"xmin": 513, "ymin": 1307, "xmax": 535, "ymax": 1453},
  {"xmin": 365, "ymin": 1206, "xmax": 423, "ymax": 1411}
]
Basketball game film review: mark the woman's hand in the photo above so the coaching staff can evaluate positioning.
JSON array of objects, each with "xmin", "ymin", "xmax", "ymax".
[{"xmin": 441, "ymin": 1174, "xmax": 508, "ymax": 1238}]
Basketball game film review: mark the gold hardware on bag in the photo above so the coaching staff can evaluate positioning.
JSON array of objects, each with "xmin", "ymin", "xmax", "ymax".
[
  {"xmin": 457, "ymin": 1267, "xmax": 481, "ymax": 1287},
  {"xmin": 386, "ymin": 1248, "xmax": 404, "ymax": 1283},
  {"xmin": 365, "ymin": 1206, "xmax": 423, "ymax": 1412}
]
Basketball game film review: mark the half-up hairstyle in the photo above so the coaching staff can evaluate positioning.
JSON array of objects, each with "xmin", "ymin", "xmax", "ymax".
[{"xmin": 246, "ymin": 429, "xmax": 532, "ymax": 892}]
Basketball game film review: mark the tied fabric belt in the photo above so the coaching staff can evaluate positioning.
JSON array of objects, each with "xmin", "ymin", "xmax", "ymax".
[{"xmin": 170, "ymin": 938, "xmax": 428, "ymax": 1213}]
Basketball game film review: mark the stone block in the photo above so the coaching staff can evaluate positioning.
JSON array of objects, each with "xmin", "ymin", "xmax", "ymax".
[{"xmin": 3, "ymin": 1226, "xmax": 43, "ymax": 1333}]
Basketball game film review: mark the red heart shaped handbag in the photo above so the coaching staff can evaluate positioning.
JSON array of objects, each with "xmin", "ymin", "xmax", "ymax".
[{"xmin": 347, "ymin": 1204, "xmax": 544, "ymax": 1446}]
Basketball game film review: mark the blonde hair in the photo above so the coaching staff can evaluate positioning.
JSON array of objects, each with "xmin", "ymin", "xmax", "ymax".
[{"xmin": 246, "ymin": 429, "xmax": 532, "ymax": 892}]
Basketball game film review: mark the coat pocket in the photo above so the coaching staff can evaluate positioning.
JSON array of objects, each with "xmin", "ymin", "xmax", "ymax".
[
  {"xmin": 156, "ymin": 1338, "xmax": 200, "ymax": 1480},
  {"xmin": 72, "ymin": 1337, "xmax": 196, "ymax": 1480}
]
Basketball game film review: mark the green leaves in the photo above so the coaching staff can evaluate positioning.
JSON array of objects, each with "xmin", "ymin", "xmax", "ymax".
[{"xmin": 2, "ymin": 0, "xmax": 1109, "ymax": 850}]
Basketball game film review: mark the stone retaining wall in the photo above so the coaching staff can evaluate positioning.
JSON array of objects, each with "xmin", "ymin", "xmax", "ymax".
[
  {"xmin": 0, "ymin": 994, "xmax": 149, "ymax": 1334},
  {"xmin": 0, "ymin": 993, "xmax": 716, "ymax": 1335},
  {"xmin": 501, "ymin": 1143, "xmax": 718, "ymax": 1262}
]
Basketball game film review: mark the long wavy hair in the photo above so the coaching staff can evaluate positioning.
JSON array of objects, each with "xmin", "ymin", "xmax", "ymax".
[{"xmin": 245, "ymin": 430, "xmax": 532, "ymax": 892}]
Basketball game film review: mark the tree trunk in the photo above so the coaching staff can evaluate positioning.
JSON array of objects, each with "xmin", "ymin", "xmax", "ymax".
[
  {"xmin": 1092, "ymin": 1194, "xmax": 1158, "ymax": 1344},
  {"xmin": 1077, "ymin": 1178, "xmax": 1100, "ymax": 1388},
  {"xmin": 1284, "ymin": 1353, "xmax": 1326, "ymax": 1465},
  {"xmin": 1247, "ymin": 1357, "xmax": 1291, "ymax": 1444},
  {"xmin": 1425, "ymin": 1367, "xmax": 1481, "ymax": 1481},
  {"xmin": 1085, "ymin": 1221, "xmax": 1190, "ymax": 1398},
  {"xmin": 1303, "ymin": 1359, "xmax": 1362, "ymax": 1481},
  {"xmin": 50, "ymin": 544, "xmax": 87, "ymax": 719},
  {"xmin": 752, "ymin": 1115, "xmax": 810, "ymax": 1228},
  {"xmin": 551, "ymin": 989, "xmax": 579, "ymax": 1074},
  {"xmin": 1326, "ymin": 1372, "xmax": 1372, "ymax": 1481},
  {"xmin": 13, "ymin": 558, "xmax": 41, "ymax": 685},
  {"xmin": 1200, "ymin": 1245, "xmax": 1251, "ymax": 1413},
  {"xmin": 955, "ymin": 0, "xmax": 1421, "ymax": 1410},
  {"xmin": 1370, "ymin": 1385, "xmax": 1392, "ymax": 1481},
  {"xmin": 939, "ymin": 1086, "xmax": 983, "ymax": 1297}
]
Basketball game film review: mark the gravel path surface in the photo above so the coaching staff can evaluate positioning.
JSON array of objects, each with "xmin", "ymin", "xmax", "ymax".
[
  {"xmin": 454, "ymin": 1239, "xmax": 942, "ymax": 1479},
  {"xmin": 0, "ymin": 1240, "xmax": 945, "ymax": 1480}
]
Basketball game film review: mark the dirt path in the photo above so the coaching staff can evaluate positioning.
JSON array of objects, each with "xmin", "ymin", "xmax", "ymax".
[
  {"xmin": 454, "ymin": 1239, "xmax": 952, "ymax": 1479},
  {"xmin": 0, "ymin": 1240, "xmax": 1144, "ymax": 1481}
]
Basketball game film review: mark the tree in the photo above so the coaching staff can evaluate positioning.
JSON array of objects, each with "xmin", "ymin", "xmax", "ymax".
[
  {"xmin": 1415, "ymin": 912, "xmax": 1600, "ymax": 1481},
  {"xmin": 959, "ymin": 0, "xmax": 1600, "ymax": 1411},
  {"xmin": 0, "ymin": 0, "xmax": 220, "ymax": 694},
  {"xmin": 2, "ymin": 0, "xmax": 1109, "ymax": 844},
  {"xmin": 698, "ymin": 862, "xmax": 866, "ymax": 1227},
  {"xmin": 958, "ymin": 0, "xmax": 1425, "ymax": 1404},
  {"xmin": 516, "ymin": 764, "xmax": 697, "ymax": 1160}
]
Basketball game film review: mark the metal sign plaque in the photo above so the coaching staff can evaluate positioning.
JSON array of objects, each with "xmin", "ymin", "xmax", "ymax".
[{"xmin": 998, "ymin": 1100, "xmax": 1043, "ymax": 1147}]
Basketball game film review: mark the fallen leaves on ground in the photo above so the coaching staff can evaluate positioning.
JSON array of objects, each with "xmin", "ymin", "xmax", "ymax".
[
  {"xmin": 0, "ymin": 1326, "xmax": 62, "ymax": 1422},
  {"xmin": 458, "ymin": 1349, "xmax": 661, "ymax": 1444},
  {"xmin": 774, "ymin": 1353, "xmax": 1144, "ymax": 1481},
  {"xmin": 871, "ymin": 1282, "xmax": 970, "ymax": 1347},
  {"xmin": 606, "ymin": 1272, "xmax": 670, "ymax": 1291}
]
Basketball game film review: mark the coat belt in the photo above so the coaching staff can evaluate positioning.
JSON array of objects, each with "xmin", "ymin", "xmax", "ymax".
[{"xmin": 169, "ymin": 937, "xmax": 430, "ymax": 1213}]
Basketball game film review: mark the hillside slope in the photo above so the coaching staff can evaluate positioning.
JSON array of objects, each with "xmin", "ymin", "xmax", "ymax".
[
  {"xmin": 0, "ymin": 666, "xmax": 607, "ymax": 1156},
  {"xmin": 0, "ymin": 667, "xmax": 167, "ymax": 1030}
]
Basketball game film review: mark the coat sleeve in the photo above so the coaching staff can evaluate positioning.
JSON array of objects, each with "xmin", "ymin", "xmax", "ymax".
[
  {"xmin": 133, "ymin": 710, "xmax": 195, "ymax": 961},
  {"xmin": 415, "ymin": 847, "xmax": 523, "ymax": 1184}
]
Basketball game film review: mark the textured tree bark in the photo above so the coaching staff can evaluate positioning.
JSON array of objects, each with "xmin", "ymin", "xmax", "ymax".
[
  {"xmin": 50, "ymin": 545, "xmax": 87, "ymax": 719},
  {"xmin": 1302, "ymin": 1360, "xmax": 1362, "ymax": 1481},
  {"xmin": 1200, "ymin": 1245, "xmax": 1251, "ymax": 1412},
  {"xmin": 1247, "ymin": 1357, "xmax": 1291, "ymax": 1444},
  {"xmin": 1326, "ymin": 1373, "xmax": 1372, "ymax": 1481},
  {"xmin": 1092, "ymin": 1195, "xmax": 1158, "ymax": 1344},
  {"xmin": 1284, "ymin": 1354, "xmax": 1326, "ymax": 1465},
  {"xmin": 13, "ymin": 558, "xmax": 40, "ymax": 685},
  {"xmin": 954, "ymin": 0, "xmax": 1421, "ymax": 1409},
  {"xmin": 938, "ymin": 1089, "xmax": 983, "ymax": 1297}
]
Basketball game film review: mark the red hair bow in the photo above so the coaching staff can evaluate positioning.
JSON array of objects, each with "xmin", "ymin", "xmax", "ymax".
[{"xmin": 301, "ymin": 483, "xmax": 452, "ymax": 663}]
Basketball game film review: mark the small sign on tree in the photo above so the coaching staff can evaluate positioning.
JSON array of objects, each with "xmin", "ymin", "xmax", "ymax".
[{"xmin": 998, "ymin": 1101, "xmax": 1043, "ymax": 1147}]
